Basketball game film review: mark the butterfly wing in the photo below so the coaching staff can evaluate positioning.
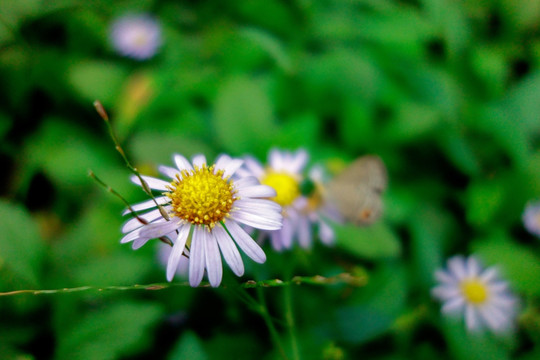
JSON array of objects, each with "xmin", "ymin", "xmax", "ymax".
[{"xmin": 327, "ymin": 155, "xmax": 387, "ymax": 225}]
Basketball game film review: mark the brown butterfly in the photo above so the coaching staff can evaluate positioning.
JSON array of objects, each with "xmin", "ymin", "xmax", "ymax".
[{"xmin": 326, "ymin": 155, "xmax": 388, "ymax": 225}]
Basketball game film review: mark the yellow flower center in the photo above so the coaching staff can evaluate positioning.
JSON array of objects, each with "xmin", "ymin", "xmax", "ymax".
[
  {"xmin": 261, "ymin": 172, "xmax": 300, "ymax": 207},
  {"xmin": 166, "ymin": 165, "xmax": 237, "ymax": 228},
  {"xmin": 461, "ymin": 279, "xmax": 489, "ymax": 305}
]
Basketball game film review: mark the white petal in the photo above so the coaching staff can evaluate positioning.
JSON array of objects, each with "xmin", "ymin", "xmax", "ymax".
[
  {"xmin": 232, "ymin": 210, "xmax": 282, "ymax": 230},
  {"xmin": 120, "ymin": 229, "xmax": 141, "ymax": 244},
  {"xmin": 130, "ymin": 175, "xmax": 170, "ymax": 191},
  {"xmin": 466, "ymin": 256, "xmax": 482, "ymax": 277},
  {"xmin": 122, "ymin": 208, "xmax": 163, "ymax": 233},
  {"xmin": 214, "ymin": 225, "xmax": 244, "ymax": 276},
  {"xmin": 243, "ymin": 157, "xmax": 265, "ymax": 178},
  {"xmin": 447, "ymin": 256, "xmax": 467, "ymax": 281},
  {"xmin": 224, "ymin": 220, "xmax": 266, "ymax": 263},
  {"xmin": 222, "ymin": 159, "xmax": 244, "ymax": 178},
  {"xmin": 192, "ymin": 154, "xmax": 206, "ymax": 168},
  {"xmin": 234, "ymin": 199, "xmax": 282, "ymax": 212},
  {"xmin": 270, "ymin": 231, "xmax": 283, "ymax": 251},
  {"xmin": 233, "ymin": 176, "xmax": 260, "ymax": 189},
  {"xmin": 139, "ymin": 220, "xmax": 180, "ymax": 239},
  {"xmin": 280, "ymin": 219, "xmax": 294, "ymax": 249},
  {"xmin": 122, "ymin": 196, "xmax": 170, "ymax": 215},
  {"xmin": 435, "ymin": 269, "xmax": 457, "ymax": 285},
  {"xmin": 205, "ymin": 232, "xmax": 223, "ymax": 287},
  {"xmin": 298, "ymin": 216, "xmax": 311, "ymax": 248},
  {"xmin": 431, "ymin": 285, "xmax": 461, "ymax": 300},
  {"xmin": 319, "ymin": 219, "xmax": 335, "ymax": 245},
  {"xmin": 441, "ymin": 296, "xmax": 465, "ymax": 315},
  {"xmin": 288, "ymin": 149, "xmax": 308, "ymax": 173},
  {"xmin": 478, "ymin": 305, "xmax": 507, "ymax": 333},
  {"xmin": 465, "ymin": 305, "xmax": 481, "ymax": 332},
  {"xmin": 214, "ymin": 154, "xmax": 232, "ymax": 170},
  {"xmin": 166, "ymin": 225, "xmax": 191, "ymax": 281},
  {"xmin": 237, "ymin": 185, "xmax": 277, "ymax": 199},
  {"xmin": 174, "ymin": 154, "xmax": 193, "ymax": 171},
  {"xmin": 159, "ymin": 165, "xmax": 179, "ymax": 179},
  {"xmin": 189, "ymin": 227, "xmax": 206, "ymax": 287},
  {"xmin": 479, "ymin": 267, "xmax": 499, "ymax": 283},
  {"xmin": 269, "ymin": 148, "xmax": 284, "ymax": 170},
  {"xmin": 132, "ymin": 237, "xmax": 151, "ymax": 250}
]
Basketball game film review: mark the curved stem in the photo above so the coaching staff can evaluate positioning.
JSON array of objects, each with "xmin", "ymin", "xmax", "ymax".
[{"xmin": 257, "ymin": 287, "xmax": 289, "ymax": 360}]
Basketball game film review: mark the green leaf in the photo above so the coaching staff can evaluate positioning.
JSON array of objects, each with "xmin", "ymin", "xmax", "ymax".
[
  {"xmin": 239, "ymin": 27, "xmax": 293, "ymax": 73},
  {"xmin": 67, "ymin": 60, "xmax": 128, "ymax": 106},
  {"xmin": 212, "ymin": 76, "xmax": 277, "ymax": 155},
  {"xmin": 465, "ymin": 180, "xmax": 505, "ymax": 228},
  {"xmin": 55, "ymin": 301, "xmax": 164, "ymax": 360},
  {"xmin": 0, "ymin": 200, "xmax": 45, "ymax": 289},
  {"xmin": 168, "ymin": 331, "xmax": 208, "ymax": 360},
  {"xmin": 337, "ymin": 264, "xmax": 407, "ymax": 343},
  {"xmin": 471, "ymin": 233, "xmax": 540, "ymax": 296},
  {"xmin": 335, "ymin": 222, "xmax": 401, "ymax": 259}
]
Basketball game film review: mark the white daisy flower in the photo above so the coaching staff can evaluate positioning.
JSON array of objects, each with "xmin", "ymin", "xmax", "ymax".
[
  {"xmin": 431, "ymin": 255, "xmax": 519, "ymax": 334},
  {"xmin": 110, "ymin": 14, "xmax": 162, "ymax": 60},
  {"xmin": 121, "ymin": 153, "xmax": 283, "ymax": 287},
  {"xmin": 241, "ymin": 148, "xmax": 315, "ymax": 250},
  {"xmin": 523, "ymin": 200, "xmax": 540, "ymax": 238}
]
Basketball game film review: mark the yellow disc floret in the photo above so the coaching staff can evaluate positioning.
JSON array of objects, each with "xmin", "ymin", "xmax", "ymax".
[
  {"xmin": 261, "ymin": 172, "xmax": 299, "ymax": 207},
  {"xmin": 166, "ymin": 165, "xmax": 237, "ymax": 228},
  {"xmin": 461, "ymin": 279, "xmax": 489, "ymax": 305}
]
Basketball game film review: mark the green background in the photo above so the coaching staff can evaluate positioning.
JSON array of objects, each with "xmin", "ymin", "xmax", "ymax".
[{"xmin": 1, "ymin": 0, "xmax": 540, "ymax": 359}]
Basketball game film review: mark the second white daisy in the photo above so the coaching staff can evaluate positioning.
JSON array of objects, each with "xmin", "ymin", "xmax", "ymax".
[{"xmin": 431, "ymin": 255, "xmax": 519, "ymax": 334}]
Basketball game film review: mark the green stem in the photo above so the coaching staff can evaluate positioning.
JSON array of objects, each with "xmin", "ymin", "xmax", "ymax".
[
  {"xmin": 257, "ymin": 287, "xmax": 289, "ymax": 360},
  {"xmin": 283, "ymin": 284, "xmax": 300, "ymax": 360}
]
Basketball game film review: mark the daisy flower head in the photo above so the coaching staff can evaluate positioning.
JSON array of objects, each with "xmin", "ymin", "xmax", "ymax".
[
  {"xmin": 431, "ymin": 255, "xmax": 519, "ymax": 334},
  {"xmin": 241, "ymin": 148, "xmax": 312, "ymax": 251},
  {"xmin": 121, "ymin": 153, "xmax": 283, "ymax": 287},
  {"xmin": 110, "ymin": 13, "xmax": 162, "ymax": 60},
  {"xmin": 523, "ymin": 200, "xmax": 540, "ymax": 238}
]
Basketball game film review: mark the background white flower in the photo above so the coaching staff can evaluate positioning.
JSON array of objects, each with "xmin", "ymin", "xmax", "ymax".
[
  {"xmin": 241, "ymin": 148, "xmax": 309, "ymax": 251},
  {"xmin": 110, "ymin": 14, "xmax": 162, "ymax": 60},
  {"xmin": 431, "ymin": 255, "xmax": 519, "ymax": 334},
  {"xmin": 121, "ymin": 153, "xmax": 282, "ymax": 287},
  {"xmin": 523, "ymin": 200, "xmax": 540, "ymax": 238}
]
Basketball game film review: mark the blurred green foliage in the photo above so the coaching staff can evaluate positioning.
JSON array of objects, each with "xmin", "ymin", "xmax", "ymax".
[{"xmin": 1, "ymin": 0, "xmax": 540, "ymax": 359}]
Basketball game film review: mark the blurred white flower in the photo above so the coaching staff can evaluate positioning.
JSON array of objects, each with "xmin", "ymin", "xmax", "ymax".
[
  {"xmin": 121, "ymin": 153, "xmax": 282, "ymax": 287},
  {"xmin": 110, "ymin": 14, "xmax": 162, "ymax": 60},
  {"xmin": 241, "ymin": 148, "xmax": 334, "ymax": 250},
  {"xmin": 523, "ymin": 200, "xmax": 540, "ymax": 238},
  {"xmin": 431, "ymin": 255, "xmax": 519, "ymax": 334}
]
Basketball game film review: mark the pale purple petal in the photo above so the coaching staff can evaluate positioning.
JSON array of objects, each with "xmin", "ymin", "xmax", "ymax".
[
  {"xmin": 466, "ymin": 256, "xmax": 482, "ymax": 277},
  {"xmin": 130, "ymin": 175, "xmax": 170, "ymax": 191},
  {"xmin": 205, "ymin": 232, "xmax": 223, "ymax": 287},
  {"xmin": 166, "ymin": 225, "xmax": 191, "ymax": 281},
  {"xmin": 465, "ymin": 305, "xmax": 481, "ymax": 332},
  {"xmin": 224, "ymin": 220, "xmax": 266, "ymax": 263},
  {"xmin": 132, "ymin": 237, "xmax": 151, "ymax": 250},
  {"xmin": 232, "ymin": 210, "xmax": 282, "ymax": 230},
  {"xmin": 234, "ymin": 199, "xmax": 282, "ymax": 212},
  {"xmin": 280, "ymin": 218, "xmax": 294, "ymax": 249},
  {"xmin": 174, "ymin": 154, "xmax": 193, "ymax": 171},
  {"xmin": 234, "ymin": 176, "xmax": 260, "ymax": 189},
  {"xmin": 121, "ymin": 229, "xmax": 141, "ymax": 244},
  {"xmin": 192, "ymin": 154, "xmax": 207, "ymax": 168},
  {"xmin": 287, "ymin": 149, "xmax": 308, "ymax": 173},
  {"xmin": 319, "ymin": 219, "xmax": 335, "ymax": 245},
  {"xmin": 189, "ymin": 226, "xmax": 206, "ymax": 287},
  {"xmin": 297, "ymin": 216, "xmax": 311, "ymax": 248},
  {"xmin": 159, "ymin": 165, "xmax": 179, "ymax": 179},
  {"xmin": 270, "ymin": 231, "xmax": 283, "ymax": 251},
  {"xmin": 269, "ymin": 148, "xmax": 284, "ymax": 170},
  {"xmin": 139, "ymin": 219, "xmax": 181, "ymax": 239},
  {"xmin": 243, "ymin": 156, "xmax": 265, "ymax": 178},
  {"xmin": 122, "ymin": 196, "xmax": 170, "ymax": 215},
  {"xmin": 447, "ymin": 256, "xmax": 467, "ymax": 281},
  {"xmin": 214, "ymin": 154, "xmax": 232, "ymax": 170},
  {"xmin": 122, "ymin": 208, "xmax": 164, "ymax": 233},
  {"xmin": 237, "ymin": 185, "xmax": 277, "ymax": 199},
  {"xmin": 214, "ymin": 225, "xmax": 244, "ymax": 276},
  {"xmin": 441, "ymin": 296, "xmax": 465, "ymax": 315}
]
